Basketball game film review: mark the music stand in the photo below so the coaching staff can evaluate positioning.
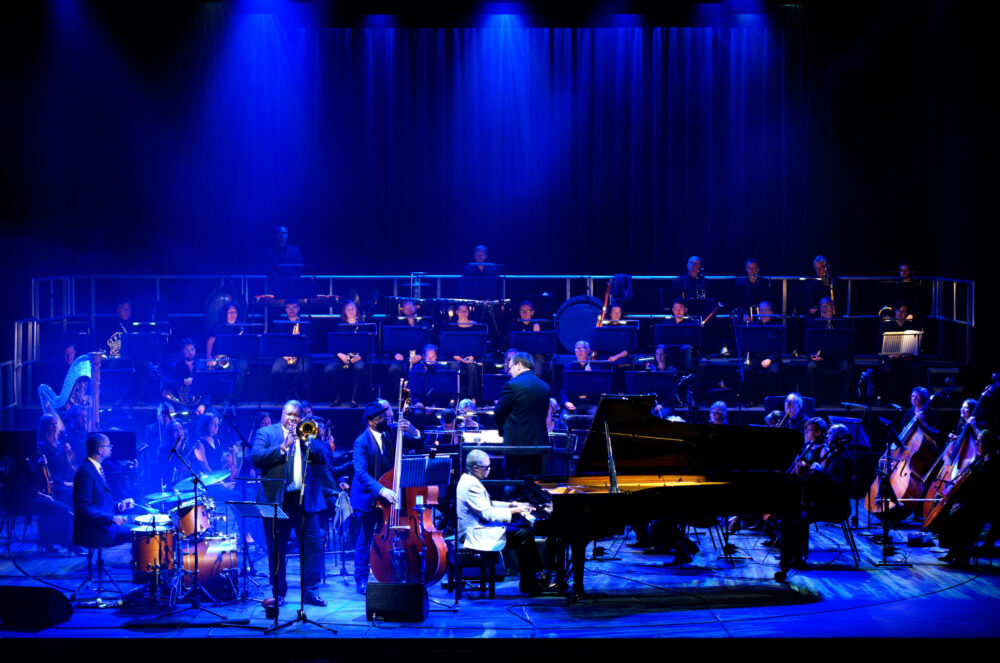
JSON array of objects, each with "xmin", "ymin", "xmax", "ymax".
[
  {"xmin": 880, "ymin": 331, "xmax": 923, "ymax": 356},
  {"xmin": 562, "ymin": 370, "xmax": 612, "ymax": 398},
  {"xmin": 459, "ymin": 276, "xmax": 501, "ymax": 301},
  {"xmin": 271, "ymin": 320, "xmax": 314, "ymax": 338},
  {"xmin": 190, "ymin": 369, "xmax": 237, "ymax": 400},
  {"xmin": 735, "ymin": 324, "xmax": 786, "ymax": 357},
  {"xmin": 382, "ymin": 326, "xmax": 432, "ymax": 356},
  {"xmin": 261, "ymin": 334, "xmax": 310, "ymax": 359},
  {"xmin": 337, "ymin": 323, "xmax": 378, "ymax": 334},
  {"xmin": 590, "ymin": 327, "xmax": 637, "ymax": 354},
  {"xmin": 484, "ymin": 373, "xmax": 510, "ymax": 402},
  {"xmin": 99, "ymin": 366, "xmax": 133, "ymax": 404},
  {"xmin": 509, "ymin": 330, "xmax": 555, "ymax": 355},
  {"xmin": 411, "ymin": 369, "xmax": 460, "ymax": 406},
  {"xmin": 226, "ymin": 498, "xmax": 285, "ymax": 618},
  {"xmin": 213, "ymin": 334, "xmax": 260, "ymax": 360},
  {"xmin": 439, "ymin": 331, "xmax": 486, "ymax": 360},
  {"xmin": 328, "ymin": 331, "xmax": 375, "ymax": 357},
  {"xmin": 624, "ymin": 371, "xmax": 676, "ymax": 405},
  {"xmin": 122, "ymin": 332, "xmax": 169, "ymax": 364},
  {"xmin": 654, "ymin": 323, "xmax": 703, "ymax": 348},
  {"xmin": 803, "ymin": 328, "xmax": 853, "ymax": 357}
]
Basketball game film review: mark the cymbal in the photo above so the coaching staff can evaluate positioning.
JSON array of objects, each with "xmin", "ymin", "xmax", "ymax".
[
  {"xmin": 145, "ymin": 491, "xmax": 181, "ymax": 503},
  {"xmin": 172, "ymin": 470, "xmax": 231, "ymax": 492},
  {"xmin": 136, "ymin": 502, "xmax": 161, "ymax": 514}
]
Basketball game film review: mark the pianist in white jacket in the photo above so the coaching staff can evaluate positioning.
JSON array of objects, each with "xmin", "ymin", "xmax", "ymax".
[{"xmin": 457, "ymin": 449, "xmax": 545, "ymax": 595}]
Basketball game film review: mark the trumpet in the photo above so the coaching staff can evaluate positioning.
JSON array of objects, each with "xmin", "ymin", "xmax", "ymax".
[{"xmin": 296, "ymin": 418, "xmax": 320, "ymax": 442}]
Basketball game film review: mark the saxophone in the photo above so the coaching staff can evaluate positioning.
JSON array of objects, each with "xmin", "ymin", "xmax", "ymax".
[{"xmin": 107, "ymin": 331, "xmax": 123, "ymax": 358}]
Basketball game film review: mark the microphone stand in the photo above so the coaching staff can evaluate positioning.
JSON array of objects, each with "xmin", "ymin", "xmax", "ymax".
[
  {"xmin": 266, "ymin": 433, "xmax": 337, "ymax": 634},
  {"xmin": 220, "ymin": 412, "xmax": 263, "ymax": 603},
  {"xmin": 732, "ymin": 311, "xmax": 745, "ymax": 423},
  {"xmin": 160, "ymin": 448, "xmax": 226, "ymax": 620}
]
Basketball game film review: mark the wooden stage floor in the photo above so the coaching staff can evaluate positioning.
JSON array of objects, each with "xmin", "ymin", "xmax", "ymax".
[{"xmin": 2, "ymin": 515, "xmax": 998, "ymax": 652}]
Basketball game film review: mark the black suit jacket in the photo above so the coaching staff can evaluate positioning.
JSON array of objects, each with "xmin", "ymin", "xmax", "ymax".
[
  {"xmin": 494, "ymin": 372, "xmax": 550, "ymax": 455},
  {"xmin": 350, "ymin": 427, "xmax": 395, "ymax": 513},
  {"xmin": 251, "ymin": 423, "xmax": 329, "ymax": 513},
  {"xmin": 73, "ymin": 460, "xmax": 118, "ymax": 548}
]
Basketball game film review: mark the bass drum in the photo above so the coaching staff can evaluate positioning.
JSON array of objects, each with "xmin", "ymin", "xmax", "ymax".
[{"xmin": 554, "ymin": 295, "xmax": 602, "ymax": 353}]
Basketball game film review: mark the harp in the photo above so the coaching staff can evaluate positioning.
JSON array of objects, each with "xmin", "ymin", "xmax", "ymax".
[{"xmin": 37, "ymin": 352, "xmax": 104, "ymax": 432}]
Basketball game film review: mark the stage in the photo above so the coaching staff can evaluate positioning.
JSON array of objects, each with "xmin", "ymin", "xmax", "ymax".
[{"xmin": 3, "ymin": 512, "xmax": 998, "ymax": 647}]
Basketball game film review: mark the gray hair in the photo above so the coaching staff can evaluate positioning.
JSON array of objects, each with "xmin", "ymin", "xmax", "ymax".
[
  {"xmin": 785, "ymin": 392, "xmax": 803, "ymax": 410},
  {"xmin": 466, "ymin": 449, "xmax": 490, "ymax": 471}
]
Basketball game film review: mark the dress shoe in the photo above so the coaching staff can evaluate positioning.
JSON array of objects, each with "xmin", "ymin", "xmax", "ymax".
[
  {"xmin": 262, "ymin": 596, "xmax": 286, "ymax": 608},
  {"xmin": 666, "ymin": 548, "xmax": 693, "ymax": 566},
  {"xmin": 519, "ymin": 580, "xmax": 543, "ymax": 597},
  {"xmin": 303, "ymin": 592, "xmax": 327, "ymax": 607},
  {"xmin": 356, "ymin": 580, "xmax": 368, "ymax": 595}
]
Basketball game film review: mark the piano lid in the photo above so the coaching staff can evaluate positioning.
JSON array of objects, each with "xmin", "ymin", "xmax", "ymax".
[{"xmin": 575, "ymin": 395, "xmax": 801, "ymax": 476}]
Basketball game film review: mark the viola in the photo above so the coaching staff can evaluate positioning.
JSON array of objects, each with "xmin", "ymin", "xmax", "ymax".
[{"xmin": 369, "ymin": 380, "xmax": 447, "ymax": 586}]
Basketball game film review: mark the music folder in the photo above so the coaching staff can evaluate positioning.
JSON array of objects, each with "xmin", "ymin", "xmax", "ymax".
[
  {"xmin": 261, "ymin": 333, "xmax": 310, "ymax": 358},
  {"xmin": 590, "ymin": 326, "xmax": 637, "ymax": 353},
  {"xmin": 213, "ymin": 333, "xmax": 260, "ymax": 358},
  {"xmin": 562, "ymin": 369, "xmax": 612, "ymax": 397},
  {"xmin": 439, "ymin": 331, "xmax": 486, "ymax": 360}
]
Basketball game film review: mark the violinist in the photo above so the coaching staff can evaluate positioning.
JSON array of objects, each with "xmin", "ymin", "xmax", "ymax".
[
  {"xmin": 935, "ymin": 428, "xmax": 999, "ymax": 568},
  {"xmin": 9, "ymin": 425, "xmax": 77, "ymax": 553},
  {"xmin": 37, "ymin": 413, "xmax": 75, "ymax": 504},
  {"xmin": 775, "ymin": 423, "xmax": 856, "ymax": 580},
  {"xmin": 325, "ymin": 300, "xmax": 367, "ymax": 407},
  {"xmin": 251, "ymin": 400, "xmax": 329, "ymax": 608},
  {"xmin": 900, "ymin": 386, "xmax": 941, "ymax": 442}
]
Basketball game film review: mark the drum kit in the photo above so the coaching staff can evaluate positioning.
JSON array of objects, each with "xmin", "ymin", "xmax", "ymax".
[{"xmin": 130, "ymin": 469, "xmax": 239, "ymax": 605}]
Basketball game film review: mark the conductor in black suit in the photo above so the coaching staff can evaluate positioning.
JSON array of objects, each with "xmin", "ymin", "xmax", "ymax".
[
  {"xmin": 251, "ymin": 399, "xmax": 329, "ymax": 607},
  {"xmin": 494, "ymin": 352, "xmax": 551, "ymax": 484},
  {"xmin": 73, "ymin": 433, "xmax": 135, "ymax": 549}
]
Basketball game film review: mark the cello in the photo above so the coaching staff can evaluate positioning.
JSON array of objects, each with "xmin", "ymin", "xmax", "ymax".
[
  {"xmin": 369, "ymin": 381, "xmax": 448, "ymax": 586},
  {"xmin": 865, "ymin": 384, "xmax": 948, "ymax": 521},
  {"xmin": 923, "ymin": 376, "xmax": 999, "ymax": 530}
]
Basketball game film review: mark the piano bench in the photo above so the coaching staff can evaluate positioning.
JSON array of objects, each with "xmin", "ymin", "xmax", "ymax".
[{"xmin": 445, "ymin": 549, "xmax": 500, "ymax": 599}]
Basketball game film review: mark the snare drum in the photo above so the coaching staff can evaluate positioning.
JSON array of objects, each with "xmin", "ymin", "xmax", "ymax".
[
  {"xmin": 135, "ymin": 514, "xmax": 171, "ymax": 528},
  {"xmin": 170, "ymin": 498, "xmax": 214, "ymax": 537},
  {"xmin": 181, "ymin": 536, "xmax": 238, "ymax": 594},
  {"xmin": 131, "ymin": 525, "xmax": 175, "ymax": 583}
]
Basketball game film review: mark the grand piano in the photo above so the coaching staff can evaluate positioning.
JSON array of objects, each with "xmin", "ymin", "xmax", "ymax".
[{"xmin": 527, "ymin": 395, "xmax": 803, "ymax": 601}]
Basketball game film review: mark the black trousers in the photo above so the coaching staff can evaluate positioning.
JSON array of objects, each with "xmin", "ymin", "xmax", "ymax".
[
  {"xmin": 353, "ymin": 508, "xmax": 382, "ymax": 584},
  {"xmin": 263, "ymin": 491, "xmax": 323, "ymax": 598}
]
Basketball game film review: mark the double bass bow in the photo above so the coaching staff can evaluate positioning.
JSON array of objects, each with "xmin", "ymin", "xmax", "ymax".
[{"xmin": 370, "ymin": 380, "xmax": 448, "ymax": 586}]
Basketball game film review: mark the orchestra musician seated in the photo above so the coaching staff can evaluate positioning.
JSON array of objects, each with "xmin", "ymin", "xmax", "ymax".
[
  {"xmin": 900, "ymin": 386, "xmax": 941, "ymax": 443},
  {"xmin": 206, "ymin": 302, "xmax": 250, "ymax": 404},
  {"xmin": 270, "ymin": 298, "xmax": 311, "ymax": 400},
  {"xmin": 805, "ymin": 297, "xmax": 852, "ymax": 405},
  {"xmin": 781, "ymin": 392, "xmax": 808, "ymax": 433},
  {"xmin": 457, "ymin": 449, "xmax": 544, "ymax": 596},
  {"xmin": 878, "ymin": 302, "xmax": 922, "ymax": 406},
  {"xmin": 73, "ymin": 433, "xmax": 135, "ymax": 550},
  {"xmin": 325, "ymin": 300, "xmax": 367, "ymax": 407},
  {"xmin": 451, "ymin": 303, "xmax": 482, "ymax": 401},
  {"xmin": 742, "ymin": 300, "xmax": 782, "ymax": 405},
  {"xmin": 774, "ymin": 422, "xmax": 856, "ymax": 580},
  {"xmin": 708, "ymin": 401, "xmax": 728, "ymax": 425},
  {"xmin": 560, "ymin": 340, "xmax": 600, "ymax": 417},
  {"xmin": 510, "ymin": 301, "xmax": 549, "ymax": 380},
  {"xmin": 733, "ymin": 257, "xmax": 771, "ymax": 316},
  {"xmin": 462, "ymin": 244, "xmax": 500, "ymax": 277},
  {"xmin": 935, "ymin": 427, "xmax": 999, "ymax": 568}
]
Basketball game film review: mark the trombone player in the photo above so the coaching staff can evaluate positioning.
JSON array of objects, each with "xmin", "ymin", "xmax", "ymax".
[{"xmin": 251, "ymin": 400, "xmax": 330, "ymax": 608}]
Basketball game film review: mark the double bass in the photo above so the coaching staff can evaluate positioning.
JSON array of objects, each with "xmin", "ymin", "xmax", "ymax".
[
  {"xmin": 922, "ymin": 376, "xmax": 999, "ymax": 530},
  {"xmin": 369, "ymin": 381, "xmax": 448, "ymax": 586},
  {"xmin": 865, "ymin": 385, "xmax": 948, "ymax": 521}
]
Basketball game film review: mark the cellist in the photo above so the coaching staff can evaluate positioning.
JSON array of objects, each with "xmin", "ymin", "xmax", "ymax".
[
  {"xmin": 935, "ymin": 428, "xmax": 999, "ymax": 568},
  {"xmin": 900, "ymin": 386, "xmax": 941, "ymax": 442},
  {"xmin": 948, "ymin": 399, "xmax": 980, "ymax": 445}
]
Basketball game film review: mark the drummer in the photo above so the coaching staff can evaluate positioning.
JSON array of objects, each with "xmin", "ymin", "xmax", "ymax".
[{"xmin": 74, "ymin": 433, "xmax": 135, "ymax": 549}]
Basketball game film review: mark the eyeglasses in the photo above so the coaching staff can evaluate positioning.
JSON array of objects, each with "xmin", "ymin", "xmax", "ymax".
[{"xmin": 473, "ymin": 464, "xmax": 491, "ymax": 472}]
